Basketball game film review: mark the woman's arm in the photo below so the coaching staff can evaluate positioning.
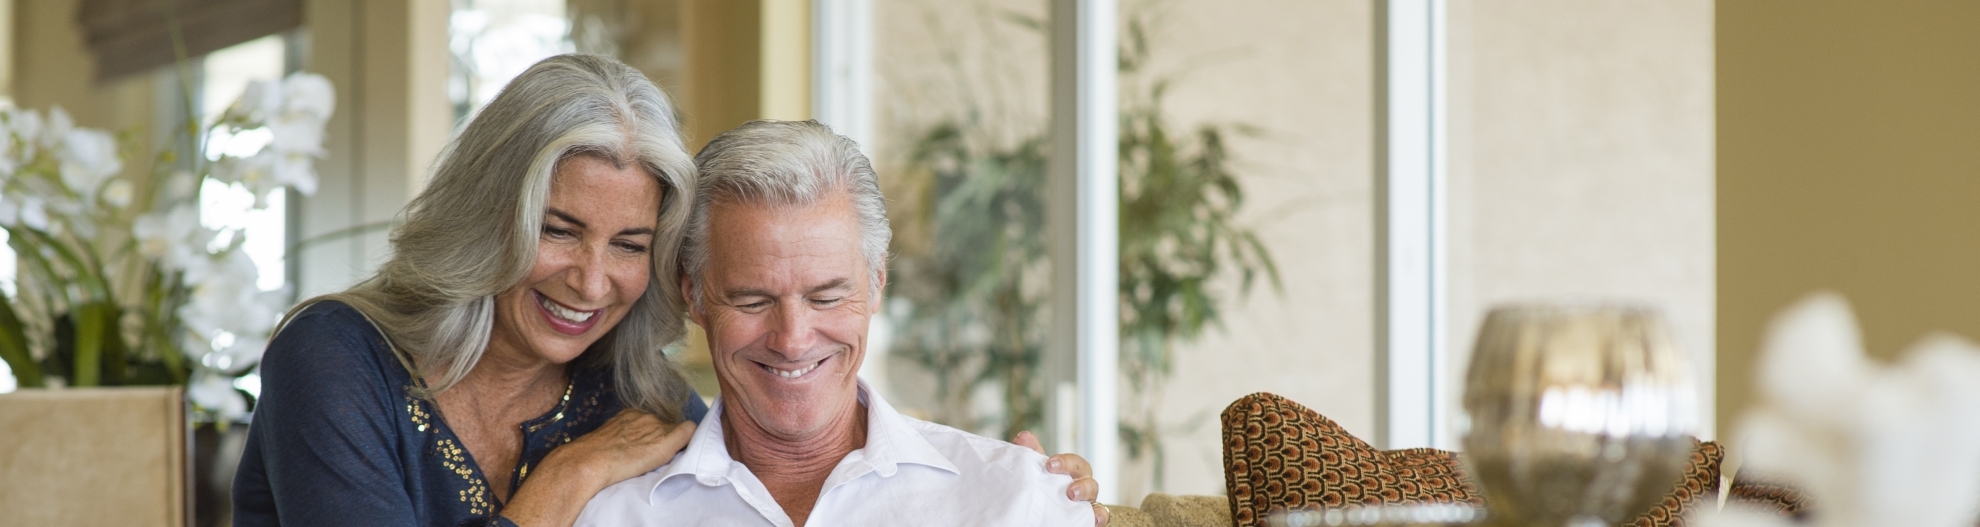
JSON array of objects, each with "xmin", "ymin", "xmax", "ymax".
[
  {"xmin": 497, "ymin": 409, "xmax": 695, "ymax": 527},
  {"xmin": 1014, "ymin": 431, "xmax": 1112, "ymax": 527}
]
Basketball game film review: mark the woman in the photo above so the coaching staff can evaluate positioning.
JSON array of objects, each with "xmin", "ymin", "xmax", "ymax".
[{"xmin": 232, "ymin": 54, "xmax": 1104, "ymax": 526}]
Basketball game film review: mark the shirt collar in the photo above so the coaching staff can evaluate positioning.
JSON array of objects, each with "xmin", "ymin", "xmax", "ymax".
[
  {"xmin": 846, "ymin": 379, "xmax": 959, "ymax": 478},
  {"xmin": 644, "ymin": 379, "xmax": 959, "ymax": 504}
]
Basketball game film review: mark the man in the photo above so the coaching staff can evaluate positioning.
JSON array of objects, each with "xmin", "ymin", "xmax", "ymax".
[{"xmin": 575, "ymin": 120, "xmax": 1095, "ymax": 526}]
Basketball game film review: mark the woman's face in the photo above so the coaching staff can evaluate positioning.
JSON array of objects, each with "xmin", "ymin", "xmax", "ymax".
[{"xmin": 488, "ymin": 155, "xmax": 662, "ymax": 366}]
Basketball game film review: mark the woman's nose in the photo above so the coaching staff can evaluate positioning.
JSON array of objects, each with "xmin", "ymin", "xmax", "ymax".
[{"xmin": 565, "ymin": 243, "xmax": 613, "ymax": 301}]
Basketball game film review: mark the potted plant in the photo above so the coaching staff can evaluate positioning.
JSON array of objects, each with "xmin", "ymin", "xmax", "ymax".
[
  {"xmin": 887, "ymin": 8, "xmax": 1279, "ymax": 490},
  {"xmin": 0, "ymin": 72, "xmax": 334, "ymax": 423}
]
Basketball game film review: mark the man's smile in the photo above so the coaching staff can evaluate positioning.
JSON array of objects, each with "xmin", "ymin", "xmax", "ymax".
[{"xmin": 760, "ymin": 355, "xmax": 829, "ymax": 379}]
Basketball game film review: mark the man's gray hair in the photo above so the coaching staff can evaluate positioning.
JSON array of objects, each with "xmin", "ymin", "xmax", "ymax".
[
  {"xmin": 291, "ymin": 54, "xmax": 697, "ymax": 423},
  {"xmin": 682, "ymin": 120, "xmax": 890, "ymax": 306}
]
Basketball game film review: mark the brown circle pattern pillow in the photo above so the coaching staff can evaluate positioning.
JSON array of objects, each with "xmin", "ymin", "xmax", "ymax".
[
  {"xmin": 1221, "ymin": 393, "xmax": 1482, "ymax": 526},
  {"xmin": 1724, "ymin": 471, "xmax": 1812, "ymax": 520},
  {"xmin": 1220, "ymin": 392, "xmax": 1725, "ymax": 527},
  {"xmin": 1627, "ymin": 438, "xmax": 1724, "ymax": 527}
]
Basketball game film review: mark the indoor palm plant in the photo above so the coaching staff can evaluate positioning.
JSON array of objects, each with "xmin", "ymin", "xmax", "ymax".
[
  {"xmin": 888, "ymin": 8, "xmax": 1279, "ymax": 489},
  {"xmin": 0, "ymin": 72, "xmax": 333, "ymax": 422}
]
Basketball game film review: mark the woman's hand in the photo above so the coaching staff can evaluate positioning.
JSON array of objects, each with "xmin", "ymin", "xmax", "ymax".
[
  {"xmin": 1014, "ymin": 431, "xmax": 1110, "ymax": 527},
  {"xmin": 502, "ymin": 409, "xmax": 696, "ymax": 527}
]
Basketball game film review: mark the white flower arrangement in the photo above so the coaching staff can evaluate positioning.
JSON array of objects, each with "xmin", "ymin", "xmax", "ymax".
[
  {"xmin": 1699, "ymin": 293, "xmax": 1980, "ymax": 527},
  {"xmin": 0, "ymin": 72, "xmax": 334, "ymax": 422}
]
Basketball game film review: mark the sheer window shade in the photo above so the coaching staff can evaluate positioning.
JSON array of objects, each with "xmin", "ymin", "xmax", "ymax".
[{"xmin": 78, "ymin": 0, "xmax": 301, "ymax": 82}]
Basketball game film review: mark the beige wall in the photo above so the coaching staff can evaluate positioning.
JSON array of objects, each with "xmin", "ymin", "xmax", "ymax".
[
  {"xmin": 1138, "ymin": 0, "xmax": 1374, "ymax": 501},
  {"xmin": 870, "ymin": 0, "xmax": 1715, "ymax": 503},
  {"xmin": 1717, "ymin": 1, "xmax": 1980, "ymax": 440},
  {"xmin": 1445, "ymin": 0, "xmax": 1717, "ymax": 442},
  {"xmin": 12, "ymin": 0, "xmax": 159, "ymax": 157},
  {"xmin": 292, "ymin": 0, "xmax": 453, "ymax": 299},
  {"xmin": 869, "ymin": 0, "xmax": 1376, "ymax": 502}
]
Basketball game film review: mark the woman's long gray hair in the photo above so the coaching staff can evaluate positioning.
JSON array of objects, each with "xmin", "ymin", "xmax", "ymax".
[{"xmin": 292, "ymin": 54, "xmax": 697, "ymax": 422}]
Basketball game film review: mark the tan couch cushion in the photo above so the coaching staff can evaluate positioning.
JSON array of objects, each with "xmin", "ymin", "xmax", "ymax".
[{"xmin": 1109, "ymin": 493, "xmax": 1234, "ymax": 527}]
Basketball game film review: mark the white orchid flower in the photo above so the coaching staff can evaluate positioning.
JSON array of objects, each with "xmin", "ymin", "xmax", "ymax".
[
  {"xmin": 178, "ymin": 250, "xmax": 284, "ymax": 341},
  {"xmin": 0, "ymin": 146, "xmax": 18, "ymax": 178},
  {"xmin": 57, "ymin": 128, "xmax": 123, "ymax": 195},
  {"xmin": 189, "ymin": 371, "xmax": 248, "ymax": 422},
  {"xmin": 216, "ymin": 150, "xmax": 283, "ymax": 207},
  {"xmin": 161, "ymin": 169, "xmax": 199, "ymax": 201},
  {"xmin": 268, "ymin": 114, "xmax": 326, "ymax": 157},
  {"xmin": 1722, "ymin": 293, "xmax": 1980, "ymax": 527},
  {"xmin": 269, "ymin": 152, "xmax": 318, "ymax": 198},
  {"xmin": 133, "ymin": 205, "xmax": 205, "ymax": 266},
  {"xmin": 280, "ymin": 73, "xmax": 336, "ymax": 124},
  {"xmin": 40, "ymin": 106, "xmax": 72, "ymax": 150},
  {"xmin": 210, "ymin": 149, "xmax": 274, "ymax": 187},
  {"xmin": 221, "ymin": 80, "xmax": 284, "ymax": 127},
  {"xmin": 14, "ymin": 197, "xmax": 48, "ymax": 230},
  {"xmin": 6, "ymin": 104, "xmax": 41, "ymax": 137},
  {"xmin": 102, "ymin": 179, "xmax": 135, "ymax": 208},
  {"xmin": 0, "ymin": 110, "xmax": 22, "ymax": 177},
  {"xmin": 5, "ymin": 106, "xmax": 42, "ymax": 159},
  {"xmin": 212, "ymin": 334, "xmax": 269, "ymax": 374},
  {"xmin": 0, "ymin": 197, "xmax": 17, "ymax": 227}
]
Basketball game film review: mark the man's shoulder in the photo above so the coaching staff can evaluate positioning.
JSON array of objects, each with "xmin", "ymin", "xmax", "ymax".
[
  {"xmin": 899, "ymin": 415, "xmax": 1056, "ymax": 481},
  {"xmin": 576, "ymin": 468, "xmax": 674, "ymax": 525},
  {"xmin": 876, "ymin": 414, "xmax": 1090, "ymax": 526}
]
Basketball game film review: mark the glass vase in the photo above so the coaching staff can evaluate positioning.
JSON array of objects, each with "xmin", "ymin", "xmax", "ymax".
[{"xmin": 1460, "ymin": 304, "xmax": 1699, "ymax": 527}]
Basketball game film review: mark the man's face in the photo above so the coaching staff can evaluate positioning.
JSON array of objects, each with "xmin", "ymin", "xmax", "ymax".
[{"xmin": 688, "ymin": 192, "xmax": 880, "ymax": 441}]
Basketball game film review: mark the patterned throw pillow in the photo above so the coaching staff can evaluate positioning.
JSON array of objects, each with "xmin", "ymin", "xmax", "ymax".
[
  {"xmin": 1220, "ymin": 392, "xmax": 1482, "ymax": 526},
  {"xmin": 1628, "ymin": 438, "xmax": 1725, "ymax": 527},
  {"xmin": 1724, "ymin": 472, "xmax": 1812, "ymax": 520},
  {"xmin": 1219, "ymin": 392, "xmax": 1724, "ymax": 527}
]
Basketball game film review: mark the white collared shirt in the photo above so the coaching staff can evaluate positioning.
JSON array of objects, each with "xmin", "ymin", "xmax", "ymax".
[{"xmin": 574, "ymin": 380, "xmax": 1091, "ymax": 527}]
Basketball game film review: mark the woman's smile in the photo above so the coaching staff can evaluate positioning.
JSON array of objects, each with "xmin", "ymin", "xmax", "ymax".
[{"xmin": 533, "ymin": 290, "xmax": 603, "ymax": 335}]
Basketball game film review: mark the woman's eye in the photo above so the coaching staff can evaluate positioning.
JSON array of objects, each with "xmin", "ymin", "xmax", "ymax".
[
  {"xmin": 543, "ymin": 225, "xmax": 576, "ymax": 239},
  {"xmin": 613, "ymin": 240, "xmax": 650, "ymax": 254}
]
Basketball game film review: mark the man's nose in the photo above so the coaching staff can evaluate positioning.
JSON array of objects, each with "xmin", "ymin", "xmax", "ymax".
[{"xmin": 766, "ymin": 302, "xmax": 818, "ymax": 357}]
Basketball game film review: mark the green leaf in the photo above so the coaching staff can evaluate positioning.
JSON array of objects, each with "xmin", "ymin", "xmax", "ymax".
[
  {"xmin": 994, "ymin": 9, "xmax": 1044, "ymax": 33},
  {"xmin": 70, "ymin": 301, "xmax": 110, "ymax": 387},
  {"xmin": 0, "ymin": 289, "xmax": 45, "ymax": 388},
  {"xmin": 100, "ymin": 304, "xmax": 129, "ymax": 385},
  {"xmin": 23, "ymin": 228, "xmax": 111, "ymax": 301}
]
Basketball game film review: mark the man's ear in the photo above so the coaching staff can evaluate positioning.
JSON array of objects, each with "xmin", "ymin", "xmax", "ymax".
[
  {"xmin": 872, "ymin": 267, "xmax": 888, "ymax": 305},
  {"xmin": 681, "ymin": 272, "xmax": 705, "ymax": 326}
]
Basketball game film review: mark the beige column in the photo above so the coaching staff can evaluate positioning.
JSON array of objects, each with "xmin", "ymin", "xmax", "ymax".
[
  {"xmin": 0, "ymin": 0, "xmax": 13, "ymax": 97},
  {"xmin": 674, "ymin": 0, "xmax": 813, "ymax": 398},
  {"xmin": 1717, "ymin": 1, "xmax": 1980, "ymax": 442},
  {"xmin": 679, "ymin": 0, "xmax": 810, "ymax": 149},
  {"xmin": 293, "ymin": 0, "xmax": 452, "ymax": 298}
]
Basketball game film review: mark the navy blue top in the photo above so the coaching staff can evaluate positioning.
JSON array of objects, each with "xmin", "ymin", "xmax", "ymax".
[{"xmin": 232, "ymin": 301, "xmax": 708, "ymax": 527}]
